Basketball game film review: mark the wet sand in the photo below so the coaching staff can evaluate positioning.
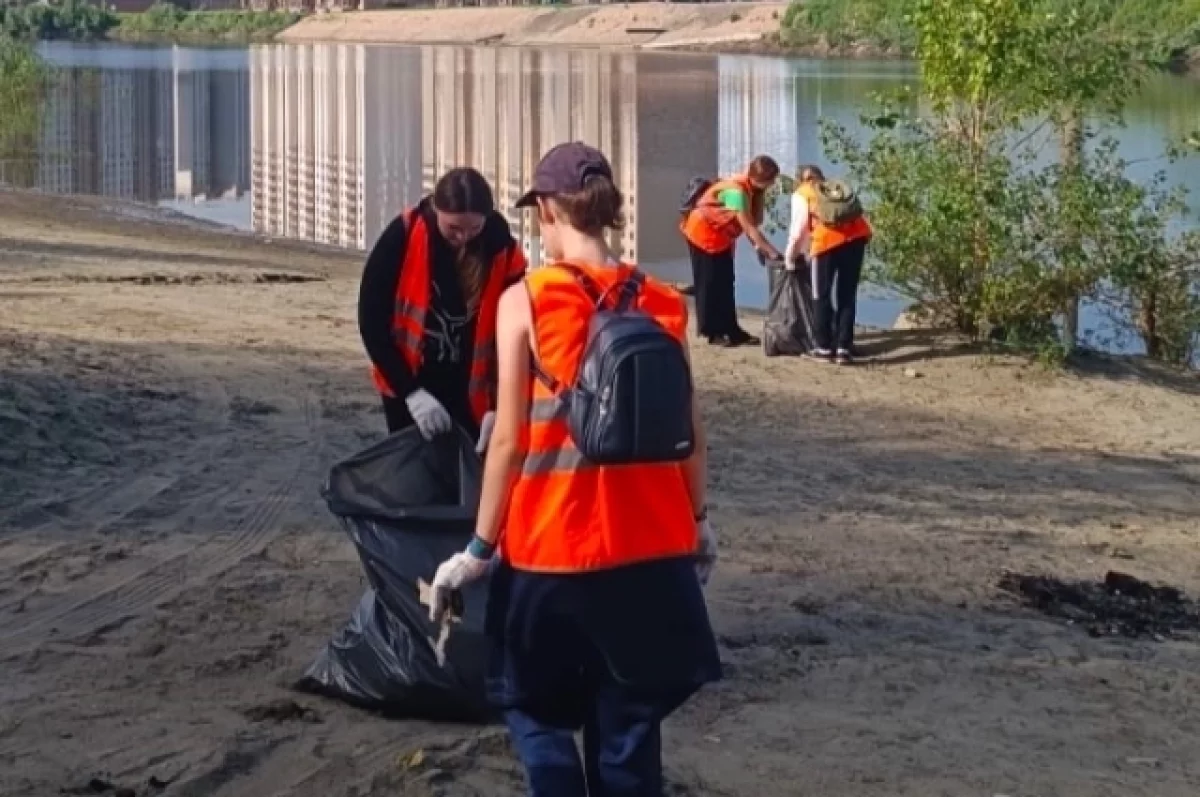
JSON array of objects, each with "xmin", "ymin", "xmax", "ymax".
[{"xmin": 2, "ymin": 189, "xmax": 1200, "ymax": 796}]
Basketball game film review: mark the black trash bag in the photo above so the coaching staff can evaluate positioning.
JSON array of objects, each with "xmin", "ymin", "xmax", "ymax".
[
  {"xmin": 295, "ymin": 426, "xmax": 494, "ymax": 722},
  {"xmin": 763, "ymin": 263, "xmax": 818, "ymax": 357}
]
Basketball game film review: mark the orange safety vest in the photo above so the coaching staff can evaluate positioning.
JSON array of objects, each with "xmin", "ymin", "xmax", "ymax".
[
  {"xmin": 370, "ymin": 208, "xmax": 528, "ymax": 425},
  {"xmin": 804, "ymin": 182, "xmax": 872, "ymax": 259},
  {"xmin": 680, "ymin": 175, "xmax": 755, "ymax": 254},
  {"xmin": 502, "ymin": 262, "xmax": 699, "ymax": 573}
]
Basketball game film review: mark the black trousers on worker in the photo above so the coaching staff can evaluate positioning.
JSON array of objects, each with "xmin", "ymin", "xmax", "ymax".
[
  {"xmin": 686, "ymin": 242, "xmax": 740, "ymax": 338},
  {"xmin": 811, "ymin": 239, "xmax": 868, "ymax": 352}
]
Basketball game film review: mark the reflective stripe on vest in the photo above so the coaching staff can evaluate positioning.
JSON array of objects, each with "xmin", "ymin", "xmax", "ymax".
[
  {"xmin": 370, "ymin": 208, "xmax": 528, "ymax": 423},
  {"xmin": 501, "ymin": 262, "xmax": 698, "ymax": 574}
]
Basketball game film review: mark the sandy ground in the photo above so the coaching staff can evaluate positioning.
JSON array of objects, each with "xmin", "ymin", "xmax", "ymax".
[
  {"xmin": 277, "ymin": 2, "xmax": 786, "ymax": 48},
  {"xmin": 2, "ymin": 189, "xmax": 1200, "ymax": 797}
]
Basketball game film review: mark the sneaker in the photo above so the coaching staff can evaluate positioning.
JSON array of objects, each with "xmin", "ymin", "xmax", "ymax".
[
  {"xmin": 707, "ymin": 335, "xmax": 736, "ymax": 348},
  {"xmin": 835, "ymin": 349, "xmax": 855, "ymax": 365},
  {"xmin": 805, "ymin": 348, "xmax": 834, "ymax": 363}
]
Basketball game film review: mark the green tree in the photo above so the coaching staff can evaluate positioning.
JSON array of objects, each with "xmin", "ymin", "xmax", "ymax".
[
  {"xmin": 821, "ymin": 0, "xmax": 1197, "ymax": 365},
  {"xmin": 0, "ymin": 38, "xmax": 46, "ymax": 170}
]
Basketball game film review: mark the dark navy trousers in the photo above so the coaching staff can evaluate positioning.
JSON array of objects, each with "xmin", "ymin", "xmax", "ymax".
[
  {"xmin": 504, "ymin": 690, "xmax": 665, "ymax": 797},
  {"xmin": 485, "ymin": 556, "xmax": 721, "ymax": 797}
]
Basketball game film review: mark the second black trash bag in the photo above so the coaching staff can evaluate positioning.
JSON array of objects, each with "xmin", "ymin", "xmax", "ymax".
[
  {"xmin": 763, "ymin": 263, "xmax": 818, "ymax": 357},
  {"xmin": 295, "ymin": 426, "xmax": 494, "ymax": 722}
]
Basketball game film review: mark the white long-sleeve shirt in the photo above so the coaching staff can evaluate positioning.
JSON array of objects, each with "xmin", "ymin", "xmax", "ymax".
[{"xmin": 784, "ymin": 191, "xmax": 812, "ymax": 265}]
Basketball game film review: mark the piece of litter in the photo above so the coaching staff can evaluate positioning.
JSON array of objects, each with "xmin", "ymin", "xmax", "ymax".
[
  {"xmin": 416, "ymin": 578, "xmax": 459, "ymax": 667},
  {"xmin": 903, "ymin": 367, "xmax": 922, "ymax": 378},
  {"xmin": 1125, "ymin": 756, "xmax": 1160, "ymax": 767},
  {"xmin": 399, "ymin": 749, "xmax": 427, "ymax": 770},
  {"xmin": 703, "ymin": 735, "xmax": 721, "ymax": 744}
]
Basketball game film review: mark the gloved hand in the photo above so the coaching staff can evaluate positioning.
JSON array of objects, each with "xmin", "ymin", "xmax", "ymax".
[
  {"xmin": 695, "ymin": 518, "xmax": 718, "ymax": 586},
  {"xmin": 757, "ymin": 245, "xmax": 783, "ymax": 265},
  {"xmin": 405, "ymin": 388, "xmax": 453, "ymax": 440},
  {"xmin": 428, "ymin": 551, "xmax": 491, "ymax": 623},
  {"xmin": 476, "ymin": 411, "xmax": 496, "ymax": 454}
]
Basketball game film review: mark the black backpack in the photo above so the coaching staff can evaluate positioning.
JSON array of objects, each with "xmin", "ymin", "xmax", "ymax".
[
  {"xmin": 534, "ymin": 264, "xmax": 696, "ymax": 465},
  {"xmin": 679, "ymin": 175, "xmax": 715, "ymax": 217}
]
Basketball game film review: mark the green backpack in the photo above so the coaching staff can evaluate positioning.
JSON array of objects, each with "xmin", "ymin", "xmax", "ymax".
[{"xmin": 813, "ymin": 179, "xmax": 864, "ymax": 226}]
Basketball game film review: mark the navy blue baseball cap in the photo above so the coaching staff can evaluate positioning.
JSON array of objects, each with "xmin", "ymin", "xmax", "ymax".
[{"xmin": 514, "ymin": 141, "xmax": 614, "ymax": 209}]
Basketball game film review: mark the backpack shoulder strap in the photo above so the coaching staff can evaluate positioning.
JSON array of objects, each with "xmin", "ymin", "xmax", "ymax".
[
  {"xmin": 614, "ymin": 270, "xmax": 645, "ymax": 312},
  {"xmin": 550, "ymin": 262, "xmax": 603, "ymax": 304}
]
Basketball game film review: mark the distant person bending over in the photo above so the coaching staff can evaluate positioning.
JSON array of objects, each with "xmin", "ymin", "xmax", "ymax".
[
  {"xmin": 681, "ymin": 154, "xmax": 783, "ymax": 347},
  {"xmin": 425, "ymin": 142, "xmax": 721, "ymax": 796},
  {"xmin": 783, "ymin": 164, "xmax": 824, "ymax": 294},
  {"xmin": 802, "ymin": 173, "xmax": 872, "ymax": 365},
  {"xmin": 358, "ymin": 167, "xmax": 527, "ymax": 447}
]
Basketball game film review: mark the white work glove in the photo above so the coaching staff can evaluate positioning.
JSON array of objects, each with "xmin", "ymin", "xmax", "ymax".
[
  {"xmin": 428, "ymin": 551, "xmax": 491, "ymax": 623},
  {"xmin": 405, "ymin": 388, "xmax": 453, "ymax": 440},
  {"xmin": 476, "ymin": 411, "xmax": 496, "ymax": 454},
  {"xmin": 695, "ymin": 518, "xmax": 718, "ymax": 586}
]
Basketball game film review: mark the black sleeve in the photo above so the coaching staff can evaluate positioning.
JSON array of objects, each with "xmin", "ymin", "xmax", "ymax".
[{"xmin": 358, "ymin": 215, "xmax": 416, "ymax": 398}]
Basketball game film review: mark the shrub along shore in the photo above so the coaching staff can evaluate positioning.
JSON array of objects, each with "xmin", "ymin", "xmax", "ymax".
[
  {"xmin": 777, "ymin": 0, "xmax": 1200, "ymax": 73},
  {"xmin": 2, "ymin": 0, "xmax": 1198, "ymax": 72},
  {"xmin": 1, "ymin": 1, "xmax": 298, "ymax": 45}
]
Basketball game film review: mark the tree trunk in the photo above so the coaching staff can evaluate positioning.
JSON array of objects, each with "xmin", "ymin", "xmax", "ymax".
[
  {"xmin": 1059, "ymin": 111, "xmax": 1084, "ymax": 352},
  {"xmin": 1140, "ymin": 288, "xmax": 1161, "ymax": 360}
]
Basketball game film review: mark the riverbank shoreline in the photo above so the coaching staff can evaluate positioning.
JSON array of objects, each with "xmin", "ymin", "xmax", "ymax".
[
  {"xmin": 276, "ymin": 3, "xmax": 787, "ymax": 49},
  {"xmin": 273, "ymin": 3, "xmax": 1199, "ymax": 73},
  {"xmin": 3, "ymin": 187, "xmax": 1200, "ymax": 796}
]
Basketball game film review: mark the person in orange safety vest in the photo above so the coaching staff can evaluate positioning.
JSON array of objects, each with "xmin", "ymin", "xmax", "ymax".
[
  {"xmin": 357, "ymin": 167, "xmax": 527, "ymax": 449},
  {"xmin": 784, "ymin": 165, "xmax": 872, "ymax": 365},
  {"xmin": 679, "ymin": 154, "xmax": 783, "ymax": 347},
  {"xmin": 426, "ymin": 142, "xmax": 721, "ymax": 797}
]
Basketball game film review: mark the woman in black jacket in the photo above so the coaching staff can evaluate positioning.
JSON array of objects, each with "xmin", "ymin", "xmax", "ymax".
[{"xmin": 358, "ymin": 168, "xmax": 527, "ymax": 447}]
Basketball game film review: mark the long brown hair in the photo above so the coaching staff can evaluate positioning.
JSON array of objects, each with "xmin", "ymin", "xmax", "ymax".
[
  {"xmin": 432, "ymin": 168, "xmax": 494, "ymax": 315},
  {"xmin": 747, "ymin": 155, "xmax": 780, "ymax": 184},
  {"xmin": 796, "ymin": 164, "xmax": 825, "ymax": 184},
  {"xmin": 746, "ymin": 155, "xmax": 779, "ymax": 225}
]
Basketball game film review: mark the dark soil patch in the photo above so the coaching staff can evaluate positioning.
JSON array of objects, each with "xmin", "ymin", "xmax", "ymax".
[
  {"xmin": 998, "ymin": 570, "xmax": 1200, "ymax": 639},
  {"xmin": 241, "ymin": 697, "xmax": 322, "ymax": 724},
  {"xmin": 22, "ymin": 271, "xmax": 324, "ymax": 286},
  {"xmin": 60, "ymin": 777, "xmax": 139, "ymax": 797}
]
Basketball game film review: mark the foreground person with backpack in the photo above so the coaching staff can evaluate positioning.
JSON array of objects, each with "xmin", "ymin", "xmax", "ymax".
[{"xmin": 427, "ymin": 141, "xmax": 722, "ymax": 797}]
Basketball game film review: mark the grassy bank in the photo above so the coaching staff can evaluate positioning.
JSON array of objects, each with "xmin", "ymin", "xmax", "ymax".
[
  {"xmin": 779, "ymin": 0, "xmax": 1200, "ymax": 70},
  {"xmin": 1, "ymin": 0, "xmax": 115, "ymax": 41},
  {"xmin": 2, "ymin": 1, "xmax": 296, "ymax": 46},
  {"xmin": 110, "ymin": 4, "xmax": 299, "ymax": 44}
]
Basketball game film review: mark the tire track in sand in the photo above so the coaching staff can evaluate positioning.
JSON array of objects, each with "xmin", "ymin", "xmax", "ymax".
[
  {"xmin": 0, "ymin": 354, "xmax": 233, "ymax": 539},
  {"xmin": 0, "ymin": 376, "xmax": 324, "ymax": 653},
  {"xmin": 0, "ymin": 363, "xmax": 234, "ymax": 614}
]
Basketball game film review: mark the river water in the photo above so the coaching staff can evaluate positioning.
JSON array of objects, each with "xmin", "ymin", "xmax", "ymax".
[{"xmin": 12, "ymin": 41, "xmax": 1200, "ymax": 338}]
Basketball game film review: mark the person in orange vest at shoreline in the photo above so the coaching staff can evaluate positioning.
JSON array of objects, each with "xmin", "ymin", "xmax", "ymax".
[
  {"xmin": 425, "ymin": 142, "xmax": 721, "ymax": 796},
  {"xmin": 357, "ymin": 167, "xmax": 527, "ymax": 448},
  {"xmin": 680, "ymin": 155, "xmax": 783, "ymax": 348},
  {"xmin": 787, "ymin": 165, "xmax": 872, "ymax": 365}
]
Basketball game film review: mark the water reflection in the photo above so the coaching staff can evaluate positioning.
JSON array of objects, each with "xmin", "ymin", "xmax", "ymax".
[
  {"xmin": 8, "ymin": 44, "xmax": 249, "ymax": 205},
  {"xmin": 249, "ymin": 44, "xmax": 722, "ymax": 282},
  {"xmin": 18, "ymin": 42, "xmax": 1200, "ymax": 320}
]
